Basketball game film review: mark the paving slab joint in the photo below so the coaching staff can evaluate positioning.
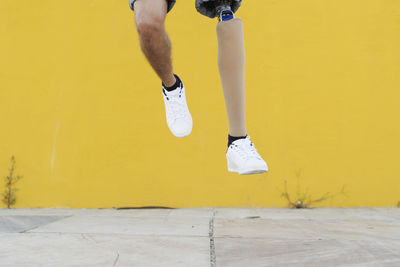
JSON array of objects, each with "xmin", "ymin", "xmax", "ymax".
[
  {"xmin": 112, "ymin": 252, "xmax": 119, "ymax": 267},
  {"xmin": 209, "ymin": 209, "xmax": 216, "ymax": 267},
  {"xmin": 19, "ymin": 215, "xmax": 73, "ymax": 233}
]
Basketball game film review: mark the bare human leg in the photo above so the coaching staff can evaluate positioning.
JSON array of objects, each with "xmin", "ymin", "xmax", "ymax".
[
  {"xmin": 133, "ymin": 0, "xmax": 193, "ymax": 138},
  {"xmin": 134, "ymin": 0, "xmax": 176, "ymax": 86}
]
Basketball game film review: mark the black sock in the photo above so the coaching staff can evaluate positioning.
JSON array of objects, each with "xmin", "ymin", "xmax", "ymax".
[
  {"xmin": 162, "ymin": 74, "xmax": 182, "ymax": 92},
  {"xmin": 228, "ymin": 134, "xmax": 247, "ymax": 148}
]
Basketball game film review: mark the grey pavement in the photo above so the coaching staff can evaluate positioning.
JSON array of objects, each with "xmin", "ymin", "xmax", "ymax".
[{"xmin": 0, "ymin": 208, "xmax": 400, "ymax": 267}]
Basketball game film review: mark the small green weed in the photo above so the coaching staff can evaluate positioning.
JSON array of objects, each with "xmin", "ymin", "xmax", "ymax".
[{"xmin": 2, "ymin": 156, "xmax": 23, "ymax": 208}]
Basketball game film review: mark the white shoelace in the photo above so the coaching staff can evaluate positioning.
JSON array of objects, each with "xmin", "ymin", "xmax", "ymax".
[
  {"xmin": 164, "ymin": 89, "xmax": 186, "ymax": 121},
  {"xmin": 230, "ymin": 137, "xmax": 262, "ymax": 160}
]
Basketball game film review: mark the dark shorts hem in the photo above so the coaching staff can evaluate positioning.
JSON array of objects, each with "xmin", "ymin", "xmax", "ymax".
[{"xmin": 129, "ymin": 0, "xmax": 176, "ymax": 13}]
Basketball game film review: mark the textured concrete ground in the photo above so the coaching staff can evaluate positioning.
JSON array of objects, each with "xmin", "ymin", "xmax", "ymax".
[{"xmin": 1, "ymin": 208, "xmax": 399, "ymax": 267}]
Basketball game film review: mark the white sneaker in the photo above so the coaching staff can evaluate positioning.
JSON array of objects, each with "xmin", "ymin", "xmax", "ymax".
[
  {"xmin": 162, "ymin": 79, "xmax": 193, "ymax": 138},
  {"xmin": 226, "ymin": 136, "xmax": 269, "ymax": 175}
]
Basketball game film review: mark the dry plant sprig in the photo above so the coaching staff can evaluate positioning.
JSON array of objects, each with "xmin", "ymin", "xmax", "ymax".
[
  {"xmin": 279, "ymin": 169, "xmax": 347, "ymax": 209},
  {"xmin": 2, "ymin": 156, "xmax": 23, "ymax": 208},
  {"xmin": 280, "ymin": 180, "xmax": 347, "ymax": 209}
]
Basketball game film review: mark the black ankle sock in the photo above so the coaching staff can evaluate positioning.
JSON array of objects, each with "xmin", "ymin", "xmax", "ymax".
[
  {"xmin": 162, "ymin": 74, "xmax": 182, "ymax": 92},
  {"xmin": 228, "ymin": 134, "xmax": 247, "ymax": 148}
]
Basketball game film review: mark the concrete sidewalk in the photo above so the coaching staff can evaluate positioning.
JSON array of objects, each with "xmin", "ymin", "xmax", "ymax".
[{"xmin": 1, "ymin": 208, "xmax": 399, "ymax": 267}]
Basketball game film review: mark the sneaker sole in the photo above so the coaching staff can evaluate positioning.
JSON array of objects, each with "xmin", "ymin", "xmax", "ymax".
[
  {"xmin": 168, "ymin": 120, "xmax": 193, "ymax": 138},
  {"xmin": 175, "ymin": 133, "xmax": 191, "ymax": 138},
  {"xmin": 227, "ymin": 157, "xmax": 268, "ymax": 175},
  {"xmin": 228, "ymin": 168, "xmax": 268, "ymax": 175},
  {"xmin": 171, "ymin": 129, "xmax": 192, "ymax": 138}
]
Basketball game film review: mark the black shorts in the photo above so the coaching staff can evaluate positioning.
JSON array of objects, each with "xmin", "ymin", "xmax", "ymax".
[{"xmin": 129, "ymin": 0, "xmax": 176, "ymax": 13}]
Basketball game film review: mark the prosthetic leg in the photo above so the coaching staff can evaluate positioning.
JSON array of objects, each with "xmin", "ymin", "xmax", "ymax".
[
  {"xmin": 196, "ymin": 0, "xmax": 269, "ymax": 174},
  {"xmin": 216, "ymin": 6, "xmax": 246, "ymax": 136}
]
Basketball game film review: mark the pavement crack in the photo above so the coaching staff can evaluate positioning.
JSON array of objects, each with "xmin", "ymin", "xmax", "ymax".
[
  {"xmin": 81, "ymin": 233, "xmax": 100, "ymax": 244},
  {"xmin": 112, "ymin": 252, "xmax": 119, "ymax": 267},
  {"xmin": 209, "ymin": 209, "xmax": 217, "ymax": 267},
  {"xmin": 81, "ymin": 233, "xmax": 89, "ymax": 241}
]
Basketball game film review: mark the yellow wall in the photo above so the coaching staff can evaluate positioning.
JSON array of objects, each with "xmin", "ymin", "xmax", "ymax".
[{"xmin": 1, "ymin": 0, "xmax": 399, "ymax": 208}]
